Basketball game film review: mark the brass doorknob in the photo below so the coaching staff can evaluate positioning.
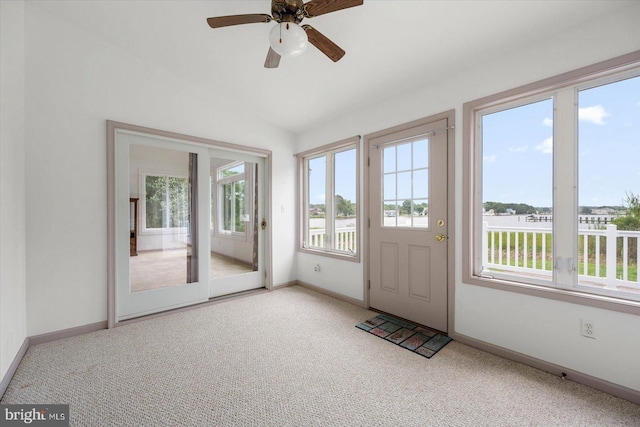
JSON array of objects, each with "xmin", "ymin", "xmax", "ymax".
[{"xmin": 436, "ymin": 234, "xmax": 446, "ymax": 242}]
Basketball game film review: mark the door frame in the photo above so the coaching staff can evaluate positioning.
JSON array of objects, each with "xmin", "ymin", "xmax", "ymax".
[
  {"xmin": 107, "ymin": 120, "xmax": 272, "ymax": 328},
  {"xmin": 363, "ymin": 110, "xmax": 456, "ymax": 332}
]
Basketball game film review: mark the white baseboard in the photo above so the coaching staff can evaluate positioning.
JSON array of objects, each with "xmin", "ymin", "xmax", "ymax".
[
  {"xmin": 29, "ymin": 321, "xmax": 107, "ymax": 346},
  {"xmin": 450, "ymin": 331, "xmax": 640, "ymax": 406},
  {"xmin": 294, "ymin": 280, "xmax": 367, "ymax": 308},
  {"xmin": 0, "ymin": 338, "xmax": 29, "ymax": 398}
]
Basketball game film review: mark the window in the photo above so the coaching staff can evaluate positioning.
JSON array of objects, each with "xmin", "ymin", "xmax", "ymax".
[
  {"xmin": 298, "ymin": 137, "xmax": 360, "ymax": 260},
  {"xmin": 464, "ymin": 53, "xmax": 640, "ymax": 306},
  {"xmin": 216, "ymin": 162, "xmax": 248, "ymax": 235},
  {"xmin": 382, "ymin": 137, "xmax": 430, "ymax": 228},
  {"xmin": 142, "ymin": 172, "xmax": 189, "ymax": 232},
  {"xmin": 480, "ymin": 98, "xmax": 554, "ymax": 285},
  {"xmin": 578, "ymin": 75, "xmax": 640, "ymax": 291}
]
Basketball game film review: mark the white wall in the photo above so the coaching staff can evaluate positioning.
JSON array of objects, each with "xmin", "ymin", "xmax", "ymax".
[
  {"xmin": 297, "ymin": 4, "xmax": 640, "ymax": 392},
  {"xmin": 24, "ymin": 3, "xmax": 297, "ymax": 336},
  {"xmin": 0, "ymin": 0, "xmax": 28, "ymax": 379}
]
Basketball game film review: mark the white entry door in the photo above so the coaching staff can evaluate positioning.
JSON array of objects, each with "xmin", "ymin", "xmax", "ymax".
[{"xmin": 368, "ymin": 118, "xmax": 449, "ymax": 332}]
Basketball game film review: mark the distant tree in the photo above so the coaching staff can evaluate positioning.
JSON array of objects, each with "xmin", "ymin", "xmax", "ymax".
[
  {"xmin": 401, "ymin": 200, "xmax": 412, "ymax": 215},
  {"xmin": 484, "ymin": 201, "xmax": 506, "ymax": 214},
  {"xmin": 484, "ymin": 201, "xmax": 537, "ymax": 215},
  {"xmin": 580, "ymin": 206, "xmax": 593, "ymax": 215},
  {"xmin": 335, "ymin": 195, "xmax": 355, "ymax": 216},
  {"xmin": 612, "ymin": 192, "xmax": 640, "ymax": 231}
]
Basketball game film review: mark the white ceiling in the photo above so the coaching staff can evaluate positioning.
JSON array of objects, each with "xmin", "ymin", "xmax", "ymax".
[{"xmin": 30, "ymin": 0, "xmax": 634, "ymax": 134}]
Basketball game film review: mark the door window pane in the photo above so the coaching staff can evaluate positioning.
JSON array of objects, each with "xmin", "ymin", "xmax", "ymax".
[
  {"xmin": 217, "ymin": 162, "xmax": 247, "ymax": 234},
  {"xmin": 481, "ymin": 99, "xmax": 553, "ymax": 281},
  {"xmin": 578, "ymin": 75, "xmax": 640, "ymax": 288},
  {"xmin": 382, "ymin": 139, "xmax": 430, "ymax": 228},
  {"xmin": 129, "ymin": 146, "xmax": 196, "ymax": 293},
  {"xmin": 210, "ymin": 159, "xmax": 257, "ymax": 280}
]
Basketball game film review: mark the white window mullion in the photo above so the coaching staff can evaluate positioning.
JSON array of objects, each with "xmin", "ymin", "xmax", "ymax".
[
  {"xmin": 326, "ymin": 153, "xmax": 335, "ymax": 249},
  {"xmin": 553, "ymin": 88, "xmax": 578, "ymax": 288}
]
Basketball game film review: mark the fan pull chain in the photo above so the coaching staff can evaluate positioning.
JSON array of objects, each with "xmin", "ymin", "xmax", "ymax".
[{"xmin": 279, "ymin": 23, "xmax": 290, "ymax": 44}]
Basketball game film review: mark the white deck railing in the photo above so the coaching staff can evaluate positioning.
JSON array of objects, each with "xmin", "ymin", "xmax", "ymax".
[
  {"xmin": 309, "ymin": 227, "xmax": 357, "ymax": 252},
  {"xmin": 483, "ymin": 222, "xmax": 640, "ymax": 290}
]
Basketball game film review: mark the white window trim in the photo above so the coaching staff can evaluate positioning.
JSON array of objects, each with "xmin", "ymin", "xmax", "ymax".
[
  {"xmin": 463, "ymin": 51, "xmax": 640, "ymax": 315},
  {"xmin": 297, "ymin": 136, "xmax": 361, "ymax": 262},
  {"xmin": 139, "ymin": 169, "xmax": 189, "ymax": 235}
]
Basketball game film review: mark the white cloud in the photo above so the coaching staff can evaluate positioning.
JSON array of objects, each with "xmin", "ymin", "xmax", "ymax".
[
  {"xmin": 543, "ymin": 117, "xmax": 553, "ymax": 127},
  {"xmin": 508, "ymin": 145, "xmax": 528, "ymax": 152},
  {"xmin": 579, "ymin": 105, "xmax": 610, "ymax": 125},
  {"xmin": 534, "ymin": 137, "xmax": 553, "ymax": 154},
  {"xmin": 483, "ymin": 155, "xmax": 497, "ymax": 163}
]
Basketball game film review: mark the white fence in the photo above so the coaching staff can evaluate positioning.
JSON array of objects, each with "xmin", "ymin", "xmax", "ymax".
[
  {"xmin": 309, "ymin": 227, "xmax": 357, "ymax": 252},
  {"xmin": 483, "ymin": 222, "xmax": 640, "ymax": 290}
]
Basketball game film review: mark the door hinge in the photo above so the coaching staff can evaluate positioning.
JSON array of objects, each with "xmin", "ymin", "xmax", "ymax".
[
  {"xmin": 368, "ymin": 218, "xmax": 370, "ymax": 228},
  {"xmin": 367, "ymin": 157, "xmax": 370, "ymax": 167},
  {"xmin": 368, "ymin": 280, "xmax": 371, "ymax": 289}
]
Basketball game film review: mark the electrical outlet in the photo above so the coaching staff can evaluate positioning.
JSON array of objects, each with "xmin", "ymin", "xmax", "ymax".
[{"xmin": 581, "ymin": 319, "xmax": 596, "ymax": 339}]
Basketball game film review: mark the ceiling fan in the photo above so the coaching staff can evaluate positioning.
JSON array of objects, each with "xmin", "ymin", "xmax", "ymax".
[{"xmin": 206, "ymin": 0, "xmax": 364, "ymax": 68}]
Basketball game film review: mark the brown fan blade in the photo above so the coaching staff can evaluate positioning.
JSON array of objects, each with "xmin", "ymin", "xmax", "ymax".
[
  {"xmin": 304, "ymin": 0, "xmax": 363, "ymax": 18},
  {"xmin": 264, "ymin": 48, "xmax": 281, "ymax": 68},
  {"xmin": 302, "ymin": 25, "xmax": 345, "ymax": 62},
  {"xmin": 206, "ymin": 14, "xmax": 272, "ymax": 29}
]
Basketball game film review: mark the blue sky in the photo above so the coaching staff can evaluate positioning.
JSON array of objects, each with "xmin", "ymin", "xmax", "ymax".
[
  {"xmin": 309, "ymin": 148, "xmax": 357, "ymax": 205},
  {"xmin": 309, "ymin": 76, "xmax": 639, "ymax": 209},
  {"xmin": 483, "ymin": 74, "xmax": 640, "ymax": 208}
]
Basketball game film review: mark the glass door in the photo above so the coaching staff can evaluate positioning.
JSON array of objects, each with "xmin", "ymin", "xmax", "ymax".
[
  {"xmin": 208, "ymin": 149, "xmax": 265, "ymax": 297},
  {"xmin": 115, "ymin": 132, "xmax": 210, "ymax": 321}
]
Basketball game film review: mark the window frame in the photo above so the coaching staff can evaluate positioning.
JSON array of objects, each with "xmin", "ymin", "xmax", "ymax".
[
  {"xmin": 139, "ymin": 169, "xmax": 189, "ymax": 235},
  {"xmin": 463, "ymin": 51, "xmax": 640, "ymax": 315},
  {"xmin": 297, "ymin": 136, "xmax": 361, "ymax": 262}
]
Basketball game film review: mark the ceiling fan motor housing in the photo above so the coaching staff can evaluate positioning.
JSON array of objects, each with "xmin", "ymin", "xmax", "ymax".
[{"xmin": 272, "ymin": 0, "xmax": 306, "ymax": 24}]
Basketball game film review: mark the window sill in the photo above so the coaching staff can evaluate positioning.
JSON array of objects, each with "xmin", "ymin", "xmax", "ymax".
[
  {"xmin": 463, "ymin": 273, "xmax": 640, "ymax": 316},
  {"xmin": 298, "ymin": 246, "xmax": 360, "ymax": 263}
]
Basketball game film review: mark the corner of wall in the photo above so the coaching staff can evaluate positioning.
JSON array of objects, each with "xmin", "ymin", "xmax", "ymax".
[{"xmin": 0, "ymin": 0, "xmax": 28, "ymax": 381}]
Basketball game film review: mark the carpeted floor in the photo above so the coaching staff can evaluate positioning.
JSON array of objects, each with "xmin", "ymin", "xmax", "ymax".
[{"xmin": 2, "ymin": 286, "xmax": 639, "ymax": 426}]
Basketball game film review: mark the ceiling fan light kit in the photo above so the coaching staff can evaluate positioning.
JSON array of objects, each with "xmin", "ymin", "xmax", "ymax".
[
  {"xmin": 269, "ymin": 22, "xmax": 308, "ymax": 57},
  {"xmin": 206, "ymin": 0, "xmax": 364, "ymax": 68}
]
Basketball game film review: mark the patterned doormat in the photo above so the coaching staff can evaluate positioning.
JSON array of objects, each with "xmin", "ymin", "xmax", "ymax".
[{"xmin": 356, "ymin": 313, "xmax": 452, "ymax": 358}]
